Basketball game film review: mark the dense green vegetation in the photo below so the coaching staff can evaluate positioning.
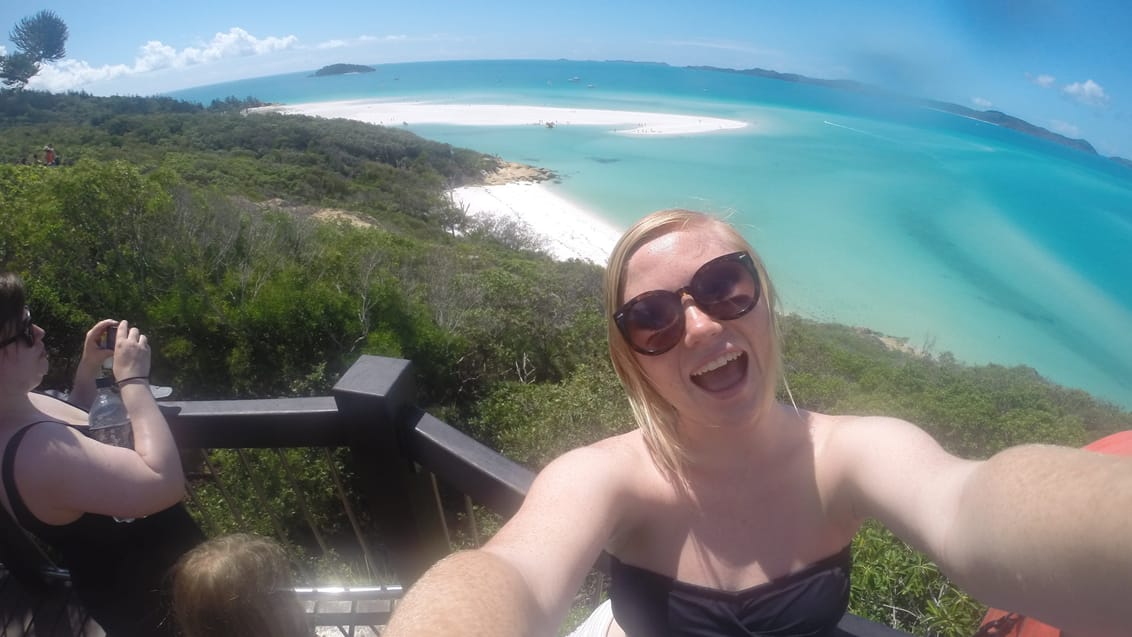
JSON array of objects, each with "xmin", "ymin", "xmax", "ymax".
[{"xmin": 3, "ymin": 90, "xmax": 1129, "ymax": 636}]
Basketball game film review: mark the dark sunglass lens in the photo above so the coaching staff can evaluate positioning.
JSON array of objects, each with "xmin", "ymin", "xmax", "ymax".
[
  {"xmin": 692, "ymin": 256, "xmax": 759, "ymax": 319},
  {"xmin": 624, "ymin": 292, "xmax": 683, "ymax": 353},
  {"xmin": 0, "ymin": 311, "xmax": 32, "ymax": 349}
]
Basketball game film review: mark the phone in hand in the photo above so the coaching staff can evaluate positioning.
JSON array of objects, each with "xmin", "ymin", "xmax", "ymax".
[{"xmin": 97, "ymin": 325, "xmax": 118, "ymax": 350}]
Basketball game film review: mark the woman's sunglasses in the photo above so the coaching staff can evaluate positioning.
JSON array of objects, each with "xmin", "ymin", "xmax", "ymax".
[
  {"xmin": 0, "ymin": 307, "xmax": 35, "ymax": 349},
  {"xmin": 614, "ymin": 251, "xmax": 761, "ymax": 355}
]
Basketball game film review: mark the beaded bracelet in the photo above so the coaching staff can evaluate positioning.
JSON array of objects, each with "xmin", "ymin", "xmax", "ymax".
[{"xmin": 115, "ymin": 375, "xmax": 150, "ymax": 387}]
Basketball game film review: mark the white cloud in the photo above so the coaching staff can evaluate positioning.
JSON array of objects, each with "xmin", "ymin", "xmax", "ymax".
[
  {"xmin": 135, "ymin": 41, "xmax": 179, "ymax": 72},
  {"xmin": 1026, "ymin": 72, "xmax": 1055, "ymax": 88},
  {"xmin": 30, "ymin": 59, "xmax": 136, "ymax": 90},
  {"xmin": 25, "ymin": 27, "xmax": 299, "ymax": 92},
  {"xmin": 972, "ymin": 97, "xmax": 993, "ymax": 109},
  {"xmin": 656, "ymin": 39, "xmax": 782, "ymax": 58},
  {"xmin": 359, "ymin": 35, "xmax": 407, "ymax": 43},
  {"xmin": 313, "ymin": 34, "xmax": 406, "ymax": 50},
  {"xmin": 1062, "ymin": 79, "xmax": 1109, "ymax": 107},
  {"xmin": 179, "ymin": 28, "xmax": 297, "ymax": 64},
  {"xmin": 1049, "ymin": 120, "xmax": 1080, "ymax": 138}
]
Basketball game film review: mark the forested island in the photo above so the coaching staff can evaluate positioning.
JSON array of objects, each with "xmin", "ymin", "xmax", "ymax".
[
  {"xmin": 2, "ymin": 89, "xmax": 1129, "ymax": 636},
  {"xmin": 312, "ymin": 63, "xmax": 376, "ymax": 77},
  {"xmin": 690, "ymin": 65, "xmax": 1124, "ymax": 163}
]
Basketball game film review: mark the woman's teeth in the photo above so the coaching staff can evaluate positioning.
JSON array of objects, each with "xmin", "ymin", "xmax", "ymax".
[{"xmin": 692, "ymin": 351, "xmax": 742, "ymax": 377}]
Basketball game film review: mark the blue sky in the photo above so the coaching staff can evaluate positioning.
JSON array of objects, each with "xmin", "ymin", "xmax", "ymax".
[{"xmin": 4, "ymin": 1, "xmax": 1131, "ymax": 158}]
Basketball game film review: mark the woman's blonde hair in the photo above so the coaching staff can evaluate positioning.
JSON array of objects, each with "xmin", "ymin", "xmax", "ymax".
[
  {"xmin": 172, "ymin": 533, "xmax": 310, "ymax": 637},
  {"xmin": 604, "ymin": 209, "xmax": 784, "ymax": 483}
]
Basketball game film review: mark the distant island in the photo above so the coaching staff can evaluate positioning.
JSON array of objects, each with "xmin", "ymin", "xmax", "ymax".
[
  {"xmin": 689, "ymin": 65, "xmax": 1129, "ymax": 165},
  {"xmin": 312, "ymin": 63, "xmax": 375, "ymax": 77}
]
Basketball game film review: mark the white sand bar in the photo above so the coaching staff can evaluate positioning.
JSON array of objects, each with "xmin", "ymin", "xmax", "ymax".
[
  {"xmin": 255, "ymin": 100, "xmax": 748, "ymax": 136},
  {"xmin": 449, "ymin": 183, "xmax": 621, "ymax": 265}
]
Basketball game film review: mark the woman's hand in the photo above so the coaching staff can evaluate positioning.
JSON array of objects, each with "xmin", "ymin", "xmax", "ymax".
[
  {"xmin": 79, "ymin": 319, "xmax": 118, "ymax": 369},
  {"xmin": 111, "ymin": 320, "xmax": 151, "ymax": 382},
  {"xmin": 68, "ymin": 319, "xmax": 120, "ymax": 409}
]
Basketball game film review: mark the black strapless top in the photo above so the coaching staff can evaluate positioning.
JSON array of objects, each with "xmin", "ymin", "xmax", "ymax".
[{"xmin": 609, "ymin": 545, "xmax": 852, "ymax": 636}]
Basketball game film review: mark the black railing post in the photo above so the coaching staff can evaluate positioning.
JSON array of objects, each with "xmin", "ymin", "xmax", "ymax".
[{"xmin": 332, "ymin": 356, "xmax": 450, "ymax": 586}]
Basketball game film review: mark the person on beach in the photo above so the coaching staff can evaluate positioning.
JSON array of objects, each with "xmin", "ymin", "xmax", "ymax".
[
  {"xmin": 172, "ymin": 532, "xmax": 312, "ymax": 637},
  {"xmin": 0, "ymin": 272, "xmax": 204, "ymax": 636},
  {"xmin": 383, "ymin": 209, "xmax": 1132, "ymax": 637}
]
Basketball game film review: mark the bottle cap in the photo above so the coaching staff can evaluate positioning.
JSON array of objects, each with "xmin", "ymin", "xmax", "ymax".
[{"xmin": 95, "ymin": 376, "xmax": 114, "ymax": 389}]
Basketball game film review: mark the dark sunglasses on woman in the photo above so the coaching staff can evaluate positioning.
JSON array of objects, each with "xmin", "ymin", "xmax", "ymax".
[
  {"xmin": 614, "ymin": 251, "xmax": 761, "ymax": 355},
  {"xmin": 0, "ymin": 307, "xmax": 35, "ymax": 349}
]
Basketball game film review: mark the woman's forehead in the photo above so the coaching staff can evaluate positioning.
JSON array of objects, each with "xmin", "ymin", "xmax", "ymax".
[
  {"xmin": 636, "ymin": 224, "xmax": 734, "ymax": 262},
  {"xmin": 624, "ymin": 227, "xmax": 736, "ymax": 290}
]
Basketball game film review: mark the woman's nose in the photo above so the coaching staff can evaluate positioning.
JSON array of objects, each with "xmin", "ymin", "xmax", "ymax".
[{"xmin": 682, "ymin": 299, "xmax": 721, "ymax": 346}]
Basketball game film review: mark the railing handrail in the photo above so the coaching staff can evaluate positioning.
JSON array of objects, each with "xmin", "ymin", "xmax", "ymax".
[
  {"xmin": 162, "ymin": 396, "xmax": 343, "ymax": 448},
  {"xmin": 2, "ymin": 356, "xmax": 911, "ymax": 636},
  {"xmin": 404, "ymin": 409, "xmax": 534, "ymax": 518}
]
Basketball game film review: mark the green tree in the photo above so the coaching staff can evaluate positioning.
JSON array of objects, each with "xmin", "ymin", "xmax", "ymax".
[{"xmin": 1, "ymin": 10, "xmax": 68, "ymax": 89}]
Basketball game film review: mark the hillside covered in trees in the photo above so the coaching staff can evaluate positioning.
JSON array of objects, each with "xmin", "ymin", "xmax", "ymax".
[{"xmin": 2, "ymin": 90, "xmax": 1129, "ymax": 636}]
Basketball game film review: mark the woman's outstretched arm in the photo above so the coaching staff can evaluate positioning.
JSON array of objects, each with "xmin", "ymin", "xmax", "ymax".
[
  {"xmin": 385, "ymin": 443, "xmax": 632, "ymax": 636},
  {"xmin": 832, "ymin": 416, "xmax": 1132, "ymax": 637},
  {"xmin": 384, "ymin": 550, "xmax": 541, "ymax": 636}
]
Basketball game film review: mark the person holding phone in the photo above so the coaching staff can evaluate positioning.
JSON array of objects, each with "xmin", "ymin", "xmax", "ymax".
[
  {"xmin": 384, "ymin": 209, "xmax": 1132, "ymax": 637},
  {"xmin": 0, "ymin": 272, "xmax": 203, "ymax": 636}
]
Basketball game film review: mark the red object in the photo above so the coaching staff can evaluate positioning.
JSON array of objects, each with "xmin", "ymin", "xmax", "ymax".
[
  {"xmin": 1084, "ymin": 429, "xmax": 1132, "ymax": 455},
  {"xmin": 973, "ymin": 431, "xmax": 1132, "ymax": 637}
]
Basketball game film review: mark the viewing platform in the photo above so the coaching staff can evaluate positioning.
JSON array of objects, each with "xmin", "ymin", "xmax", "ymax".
[{"xmin": 0, "ymin": 356, "xmax": 912, "ymax": 636}]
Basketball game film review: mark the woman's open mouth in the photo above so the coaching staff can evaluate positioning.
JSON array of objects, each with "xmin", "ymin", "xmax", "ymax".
[{"xmin": 690, "ymin": 351, "xmax": 748, "ymax": 392}]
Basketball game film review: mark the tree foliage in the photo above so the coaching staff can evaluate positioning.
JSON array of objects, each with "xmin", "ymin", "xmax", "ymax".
[
  {"xmin": 10, "ymin": 10, "xmax": 68, "ymax": 62},
  {"xmin": 1, "ymin": 10, "xmax": 68, "ymax": 89}
]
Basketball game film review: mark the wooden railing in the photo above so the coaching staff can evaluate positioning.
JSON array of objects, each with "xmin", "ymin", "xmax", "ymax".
[{"xmin": 1, "ymin": 355, "xmax": 911, "ymax": 636}]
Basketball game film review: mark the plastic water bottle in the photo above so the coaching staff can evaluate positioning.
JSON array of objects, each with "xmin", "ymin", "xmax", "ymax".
[
  {"xmin": 88, "ymin": 376, "xmax": 135, "ymax": 450},
  {"xmin": 88, "ymin": 376, "xmax": 136, "ymax": 523}
]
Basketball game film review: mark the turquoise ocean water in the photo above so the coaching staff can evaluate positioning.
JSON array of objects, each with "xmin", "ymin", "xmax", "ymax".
[{"xmin": 168, "ymin": 60, "xmax": 1132, "ymax": 409}]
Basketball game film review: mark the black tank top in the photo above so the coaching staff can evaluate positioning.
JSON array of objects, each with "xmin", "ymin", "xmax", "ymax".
[
  {"xmin": 2, "ymin": 422, "xmax": 204, "ymax": 636},
  {"xmin": 609, "ymin": 545, "xmax": 852, "ymax": 636}
]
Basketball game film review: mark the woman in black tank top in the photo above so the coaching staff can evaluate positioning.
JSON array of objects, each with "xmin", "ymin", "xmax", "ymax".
[
  {"xmin": 0, "ymin": 273, "xmax": 203, "ymax": 636},
  {"xmin": 382, "ymin": 210, "xmax": 1132, "ymax": 637}
]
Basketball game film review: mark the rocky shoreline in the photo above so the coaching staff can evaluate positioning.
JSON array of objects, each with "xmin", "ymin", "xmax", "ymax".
[{"xmin": 481, "ymin": 160, "xmax": 556, "ymax": 185}]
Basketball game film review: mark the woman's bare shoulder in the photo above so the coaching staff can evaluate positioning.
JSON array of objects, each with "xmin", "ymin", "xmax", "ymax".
[
  {"xmin": 531, "ymin": 431, "xmax": 665, "ymax": 513},
  {"xmin": 28, "ymin": 392, "xmax": 89, "ymax": 426},
  {"xmin": 806, "ymin": 410, "xmax": 916, "ymax": 446},
  {"xmin": 589, "ymin": 429, "xmax": 647, "ymax": 455},
  {"xmin": 12, "ymin": 418, "xmax": 86, "ymax": 460},
  {"xmin": 548, "ymin": 430, "xmax": 650, "ymax": 483},
  {"xmin": 803, "ymin": 411, "xmax": 926, "ymax": 481}
]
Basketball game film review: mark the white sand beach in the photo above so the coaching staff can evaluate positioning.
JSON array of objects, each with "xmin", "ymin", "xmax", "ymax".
[
  {"xmin": 449, "ymin": 182, "xmax": 621, "ymax": 265},
  {"xmin": 256, "ymin": 98, "xmax": 745, "ymax": 264},
  {"xmin": 254, "ymin": 100, "xmax": 748, "ymax": 136}
]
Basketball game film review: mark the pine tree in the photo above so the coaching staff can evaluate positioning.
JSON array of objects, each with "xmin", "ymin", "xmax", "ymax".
[{"xmin": 1, "ymin": 10, "xmax": 69, "ymax": 89}]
